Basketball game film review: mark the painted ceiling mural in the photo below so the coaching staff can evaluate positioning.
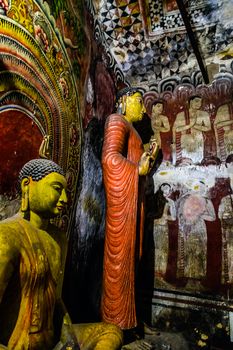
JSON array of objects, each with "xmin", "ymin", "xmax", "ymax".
[
  {"xmin": 86, "ymin": 0, "xmax": 233, "ymax": 91},
  {"xmin": 0, "ymin": 0, "xmax": 87, "ymax": 233}
]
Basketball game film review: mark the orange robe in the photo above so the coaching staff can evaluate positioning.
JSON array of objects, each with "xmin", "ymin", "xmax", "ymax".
[{"xmin": 101, "ymin": 114, "xmax": 145, "ymax": 329}]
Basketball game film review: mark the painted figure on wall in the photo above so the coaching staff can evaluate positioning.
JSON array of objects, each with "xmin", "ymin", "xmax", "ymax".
[
  {"xmin": 101, "ymin": 87, "xmax": 159, "ymax": 330},
  {"xmin": 218, "ymin": 165, "xmax": 233, "ymax": 284},
  {"xmin": 0, "ymin": 159, "xmax": 123, "ymax": 350},
  {"xmin": 173, "ymin": 96, "xmax": 211, "ymax": 165},
  {"xmin": 154, "ymin": 183, "xmax": 176, "ymax": 282},
  {"xmin": 176, "ymin": 180, "xmax": 216, "ymax": 285},
  {"xmin": 214, "ymin": 103, "xmax": 233, "ymax": 162},
  {"xmin": 150, "ymin": 100, "xmax": 170, "ymax": 149}
]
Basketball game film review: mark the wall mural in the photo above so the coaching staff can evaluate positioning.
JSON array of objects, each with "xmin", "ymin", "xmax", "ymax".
[
  {"xmin": 0, "ymin": 0, "xmax": 83, "ymax": 233},
  {"xmin": 143, "ymin": 73, "xmax": 233, "ymax": 300}
]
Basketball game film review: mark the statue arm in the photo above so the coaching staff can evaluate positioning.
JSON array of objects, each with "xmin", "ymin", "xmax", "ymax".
[
  {"xmin": 139, "ymin": 140, "xmax": 159, "ymax": 175},
  {"xmin": 102, "ymin": 115, "xmax": 138, "ymax": 169},
  {"xmin": 49, "ymin": 228, "xmax": 79, "ymax": 349},
  {"xmin": 0, "ymin": 228, "xmax": 16, "ymax": 301},
  {"xmin": 102, "ymin": 114, "xmax": 153, "ymax": 180},
  {"xmin": 0, "ymin": 227, "xmax": 16, "ymax": 349}
]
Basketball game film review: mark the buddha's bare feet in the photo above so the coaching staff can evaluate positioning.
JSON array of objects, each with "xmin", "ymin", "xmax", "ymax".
[{"xmin": 122, "ymin": 339, "xmax": 152, "ymax": 350}]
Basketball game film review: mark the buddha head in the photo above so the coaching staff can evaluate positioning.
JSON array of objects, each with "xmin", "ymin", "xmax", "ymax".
[
  {"xmin": 115, "ymin": 87, "xmax": 145, "ymax": 123},
  {"xmin": 19, "ymin": 159, "xmax": 68, "ymax": 219}
]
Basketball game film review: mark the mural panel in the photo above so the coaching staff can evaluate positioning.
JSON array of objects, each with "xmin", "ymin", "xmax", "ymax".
[{"xmin": 143, "ymin": 73, "xmax": 233, "ymax": 299}]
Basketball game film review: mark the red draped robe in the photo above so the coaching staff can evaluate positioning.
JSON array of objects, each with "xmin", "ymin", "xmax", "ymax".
[{"xmin": 101, "ymin": 114, "xmax": 145, "ymax": 329}]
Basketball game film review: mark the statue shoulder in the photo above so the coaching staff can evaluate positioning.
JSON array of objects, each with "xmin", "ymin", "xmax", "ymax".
[
  {"xmin": 105, "ymin": 113, "xmax": 128, "ymax": 127},
  {"xmin": 0, "ymin": 215, "xmax": 21, "ymax": 254},
  {"xmin": 0, "ymin": 214, "xmax": 21, "ymax": 233}
]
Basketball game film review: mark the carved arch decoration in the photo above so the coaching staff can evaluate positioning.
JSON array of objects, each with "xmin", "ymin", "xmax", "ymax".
[{"xmin": 0, "ymin": 0, "xmax": 82, "ymax": 229}]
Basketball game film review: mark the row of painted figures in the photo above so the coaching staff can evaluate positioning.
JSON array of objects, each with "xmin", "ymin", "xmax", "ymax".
[
  {"xmin": 150, "ymin": 97, "xmax": 233, "ymax": 164},
  {"xmin": 154, "ymin": 180, "xmax": 233, "ymax": 286}
]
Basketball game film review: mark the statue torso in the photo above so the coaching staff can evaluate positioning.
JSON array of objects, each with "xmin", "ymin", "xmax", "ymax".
[{"xmin": 0, "ymin": 215, "xmax": 62, "ymax": 349}]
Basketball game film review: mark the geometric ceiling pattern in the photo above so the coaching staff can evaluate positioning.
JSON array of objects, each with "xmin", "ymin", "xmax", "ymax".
[
  {"xmin": 100, "ymin": 0, "xmax": 142, "ymax": 41},
  {"xmin": 86, "ymin": 0, "xmax": 233, "ymax": 91},
  {"xmin": 148, "ymin": 0, "xmax": 213, "ymax": 33}
]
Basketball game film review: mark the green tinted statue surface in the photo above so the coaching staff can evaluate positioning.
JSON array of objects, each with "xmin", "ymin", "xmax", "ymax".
[{"xmin": 0, "ymin": 159, "xmax": 122, "ymax": 350}]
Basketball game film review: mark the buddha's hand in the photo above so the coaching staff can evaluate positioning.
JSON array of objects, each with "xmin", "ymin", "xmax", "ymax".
[
  {"xmin": 61, "ymin": 341, "xmax": 80, "ymax": 350},
  {"xmin": 139, "ymin": 152, "xmax": 153, "ymax": 176},
  {"xmin": 59, "ymin": 314, "xmax": 80, "ymax": 350},
  {"xmin": 139, "ymin": 143, "xmax": 159, "ymax": 176},
  {"xmin": 53, "ymin": 340, "xmax": 80, "ymax": 350}
]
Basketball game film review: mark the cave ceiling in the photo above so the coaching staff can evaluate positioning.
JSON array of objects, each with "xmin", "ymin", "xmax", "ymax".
[{"xmin": 86, "ymin": 0, "xmax": 233, "ymax": 92}]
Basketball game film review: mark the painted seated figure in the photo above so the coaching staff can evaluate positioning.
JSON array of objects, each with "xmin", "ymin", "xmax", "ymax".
[{"xmin": 0, "ymin": 159, "xmax": 122, "ymax": 350}]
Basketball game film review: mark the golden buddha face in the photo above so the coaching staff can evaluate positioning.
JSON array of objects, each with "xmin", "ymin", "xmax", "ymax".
[
  {"xmin": 27, "ymin": 172, "xmax": 68, "ymax": 218},
  {"xmin": 125, "ymin": 92, "xmax": 145, "ymax": 123}
]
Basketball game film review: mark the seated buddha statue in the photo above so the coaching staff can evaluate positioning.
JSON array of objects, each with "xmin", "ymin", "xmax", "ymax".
[{"xmin": 0, "ymin": 158, "xmax": 123, "ymax": 350}]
